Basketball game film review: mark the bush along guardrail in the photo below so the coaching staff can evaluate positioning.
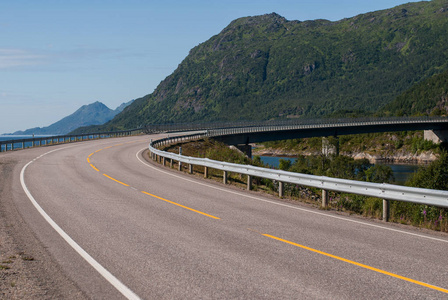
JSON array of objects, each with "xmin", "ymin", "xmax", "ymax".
[
  {"xmin": 149, "ymin": 133, "xmax": 448, "ymax": 223},
  {"xmin": 0, "ymin": 128, "xmax": 143, "ymax": 152}
]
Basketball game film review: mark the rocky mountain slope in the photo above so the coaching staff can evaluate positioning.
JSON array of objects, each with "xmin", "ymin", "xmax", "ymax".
[
  {"xmin": 11, "ymin": 100, "xmax": 133, "ymax": 135},
  {"xmin": 98, "ymin": 0, "xmax": 448, "ymax": 131}
]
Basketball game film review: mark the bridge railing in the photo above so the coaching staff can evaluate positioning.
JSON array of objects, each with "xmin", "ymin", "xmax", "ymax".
[
  {"xmin": 148, "ymin": 127, "xmax": 448, "ymax": 222},
  {"xmin": 0, "ymin": 128, "xmax": 144, "ymax": 152},
  {"xmin": 144, "ymin": 116, "xmax": 448, "ymax": 134}
]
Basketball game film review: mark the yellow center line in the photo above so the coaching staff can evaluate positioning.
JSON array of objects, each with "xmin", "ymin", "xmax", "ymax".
[
  {"xmin": 141, "ymin": 191, "xmax": 220, "ymax": 220},
  {"xmin": 90, "ymin": 164, "xmax": 100, "ymax": 172},
  {"xmin": 95, "ymin": 149, "xmax": 102, "ymax": 153},
  {"xmin": 88, "ymin": 152, "xmax": 94, "ymax": 158},
  {"xmin": 263, "ymin": 234, "xmax": 448, "ymax": 294},
  {"xmin": 103, "ymin": 174, "xmax": 130, "ymax": 187},
  {"xmin": 87, "ymin": 157, "xmax": 91, "ymax": 163}
]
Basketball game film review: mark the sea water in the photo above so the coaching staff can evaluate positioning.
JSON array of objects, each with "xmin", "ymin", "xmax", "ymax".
[{"xmin": 259, "ymin": 155, "xmax": 420, "ymax": 185}]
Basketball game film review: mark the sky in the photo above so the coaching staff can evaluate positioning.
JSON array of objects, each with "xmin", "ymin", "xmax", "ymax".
[{"xmin": 1, "ymin": 0, "xmax": 423, "ymax": 134}]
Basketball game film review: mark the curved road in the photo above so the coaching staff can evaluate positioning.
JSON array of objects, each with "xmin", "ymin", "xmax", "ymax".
[{"xmin": 3, "ymin": 135, "xmax": 448, "ymax": 299}]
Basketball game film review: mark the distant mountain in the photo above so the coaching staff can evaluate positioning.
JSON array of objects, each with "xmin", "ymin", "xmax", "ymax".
[
  {"xmin": 11, "ymin": 100, "xmax": 134, "ymax": 135},
  {"xmin": 94, "ymin": 0, "xmax": 448, "ymax": 131}
]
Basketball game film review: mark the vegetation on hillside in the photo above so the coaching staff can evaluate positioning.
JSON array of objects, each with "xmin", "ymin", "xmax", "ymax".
[
  {"xmin": 258, "ymin": 131, "xmax": 440, "ymax": 159},
  {"xmin": 383, "ymin": 69, "xmax": 448, "ymax": 116},
  {"xmin": 97, "ymin": 0, "xmax": 448, "ymax": 131}
]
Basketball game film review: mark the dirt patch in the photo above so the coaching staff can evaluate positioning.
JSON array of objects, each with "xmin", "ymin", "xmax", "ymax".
[{"xmin": 0, "ymin": 157, "xmax": 87, "ymax": 299}]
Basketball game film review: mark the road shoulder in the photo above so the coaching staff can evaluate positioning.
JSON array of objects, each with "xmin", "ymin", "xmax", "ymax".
[{"xmin": 0, "ymin": 156, "xmax": 87, "ymax": 299}]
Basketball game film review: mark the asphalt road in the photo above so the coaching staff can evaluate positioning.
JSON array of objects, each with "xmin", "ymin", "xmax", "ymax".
[{"xmin": 5, "ymin": 135, "xmax": 448, "ymax": 299}]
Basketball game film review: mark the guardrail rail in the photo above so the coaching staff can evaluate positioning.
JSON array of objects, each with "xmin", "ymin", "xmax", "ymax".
[
  {"xmin": 148, "ymin": 130, "xmax": 448, "ymax": 222},
  {"xmin": 0, "ymin": 128, "xmax": 143, "ymax": 152}
]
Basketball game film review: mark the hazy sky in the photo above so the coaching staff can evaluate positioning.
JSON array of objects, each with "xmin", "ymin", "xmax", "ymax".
[{"xmin": 1, "ymin": 0, "xmax": 422, "ymax": 133}]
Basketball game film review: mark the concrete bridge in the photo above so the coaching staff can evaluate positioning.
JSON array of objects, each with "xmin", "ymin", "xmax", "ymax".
[{"xmin": 202, "ymin": 117, "xmax": 448, "ymax": 157}]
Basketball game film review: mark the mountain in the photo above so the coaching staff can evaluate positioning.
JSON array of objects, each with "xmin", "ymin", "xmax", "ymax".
[
  {"xmin": 12, "ymin": 100, "xmax": 134, "ymax": 135},
  {"xmin": 383, "ymin": 69, "xmax": 448, "ymax": 116},
  {"xmin": 97, "ymin": 0, "xmax": 448, "ymax": 131}
]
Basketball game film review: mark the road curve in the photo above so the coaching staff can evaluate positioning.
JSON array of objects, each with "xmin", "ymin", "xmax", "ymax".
[{"xmin": 4, "ymin": 135, "xmax": 448, "ymax": 299}]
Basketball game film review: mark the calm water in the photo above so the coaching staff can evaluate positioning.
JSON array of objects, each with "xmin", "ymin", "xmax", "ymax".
[
  {"xmin": 0, "ymin": 135, "xmax": 52, "ymax": 141},
  {"xmin": 0, "ymin": 135, "xmax": 60, "ymax": 151},
  {"xmin": 259, "ymin": 156, "xmax": 421, "ymax": 185}
]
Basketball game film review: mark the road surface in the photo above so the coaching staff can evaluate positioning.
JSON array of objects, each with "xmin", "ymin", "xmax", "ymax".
[{"xmin": 2, "ymin": 134, "xmax": 448, "ymax": 299}]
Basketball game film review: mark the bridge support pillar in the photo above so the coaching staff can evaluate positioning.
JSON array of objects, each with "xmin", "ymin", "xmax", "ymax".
[
  {"xmin": 322, "ymin": 137, "xmax": 339, "ymax": 157},
  {"xmin": 424, "ymin": 130, "xmax": 448, "ymax": 143},
  {"xmin": 322, "ymin": 189, "xmax": 329, "ymax": 208},
  {"xmin": 383, "ymin": 199, "xmax": 390, "ymax": 222},
  {"xmin": 235, "ymin": 144, "xmax": 252, "ymax": 158}
]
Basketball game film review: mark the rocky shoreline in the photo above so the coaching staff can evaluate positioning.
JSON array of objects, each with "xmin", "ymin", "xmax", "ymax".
[{"xmin": 253, "ymin": 146, "xmax": 438, "ymax": 164}]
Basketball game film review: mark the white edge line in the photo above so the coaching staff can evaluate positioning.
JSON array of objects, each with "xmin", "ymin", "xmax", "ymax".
[
  {"xmin": 136, "ymin": 148, "xmax": 448, "ymax": 244},
  {"xmin": 20, "ymin": 147, "xmax": 141, "ymax": 300}
]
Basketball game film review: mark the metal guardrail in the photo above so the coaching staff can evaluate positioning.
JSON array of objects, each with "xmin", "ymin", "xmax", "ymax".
[
  {"xmin": 149, "ymin": 130, "xmax": 448, "ymax": 222},
  {"xmin": 0, "ymin": 128, "xmax": 144, "ymax": 152}
]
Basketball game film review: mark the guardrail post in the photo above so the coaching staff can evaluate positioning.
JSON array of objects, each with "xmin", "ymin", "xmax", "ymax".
[
  {"xmin": 223, "ymin": 171, "xmax": 228, "ymax": 184},
  {"xmin": 383, "ymin": 199, "xmax": 390, "ymax": 222},
  {"xmin": 279, "ymin": 182, "xmax": 284, "ymax": 198},
  {"xmin": 170, "ymin": 158, "xmax": 173, "ymax": 168},
  {"xmin": 189, "ymin": 164, "xmax": 193, "ymax": 174},
  {"xmin": 204, "ymin": 166, "xmax": 209, "ymax": 178},
  {"xmin": 247, "ymin": 175, "xmax": 252, "ymax": 191},
  {"xmin": 178, "ymin": 147, "xmax": 182, "ymax": 171},
  {"xmin": 163, "ymin": 157, "xmax": 166, "ymax": 166},
  {"xmin": 322, "ymin": 189, "xmax": 329, "ymax": 208}
]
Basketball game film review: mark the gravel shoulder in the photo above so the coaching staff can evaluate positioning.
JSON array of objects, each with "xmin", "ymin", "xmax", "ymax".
[{"xmin": 0, "ymin": 155, "xmax": 87, "ymax": 299}]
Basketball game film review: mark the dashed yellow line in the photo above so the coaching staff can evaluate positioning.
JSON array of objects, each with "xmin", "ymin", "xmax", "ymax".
[
  {"xmin": 141, "ymin": 191, "xmax": 220, "ymax": 220},
  {"xmin": 90, "ymin": 164, "xmax": 99, "ymax": 172},
  {"xmin": 88, "ymin": 142, "xmax": 220, "ymax": 220},
  {"xmin": 263, "ymin": 234, "xmax": 448, "ymax": 294},
  {"xmin": 103, "ymin": 173, "xmax": 130, "ymax": 187}
]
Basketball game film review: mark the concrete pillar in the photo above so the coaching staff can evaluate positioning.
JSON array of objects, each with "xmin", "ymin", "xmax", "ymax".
[
  {"xmin": 247, "ymin": 175, "xmax": 252, "ymax": 191},
  {"xmin": 279, "ymin": 182, "xmax": 284, "ymax": 198},
  {"xmin": 322, "ymin": 189, "xmax": 329, "ymax": 208},
  {"xmin": 204, "ymin": 166, "xmax": 209, "ymax": 178},
  {"xmin": 383, "ymin": 199, "xmax": 390, "ymax": 222},
  {"xmin": 223, "ymin": 171, "xmax": 228, "ymax": 184},
  {"xmin": 322, "ymin": 137, "xmax": 339, "ymax": 157},
  {"xmin": 236, "ymin": 144, "xmax": 252, "ymax": 158},
  {"xmin": 424, "ymin": 130, "xmax": 448, "ymax": 143}
]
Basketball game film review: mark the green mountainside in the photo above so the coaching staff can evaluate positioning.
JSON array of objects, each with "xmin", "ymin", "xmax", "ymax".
[
  {"xmin": 383, "ymin": 68, "xmax": 448, "ymax": 116},
  {"xmin": 98, "ymin": 0, "xmax": 448, "ymax": 131}
]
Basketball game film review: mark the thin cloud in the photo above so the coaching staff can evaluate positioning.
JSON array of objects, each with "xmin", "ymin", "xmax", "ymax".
[{"xmin": 0, "ymin": 49, "xmax": 46, "ymax": 69}]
